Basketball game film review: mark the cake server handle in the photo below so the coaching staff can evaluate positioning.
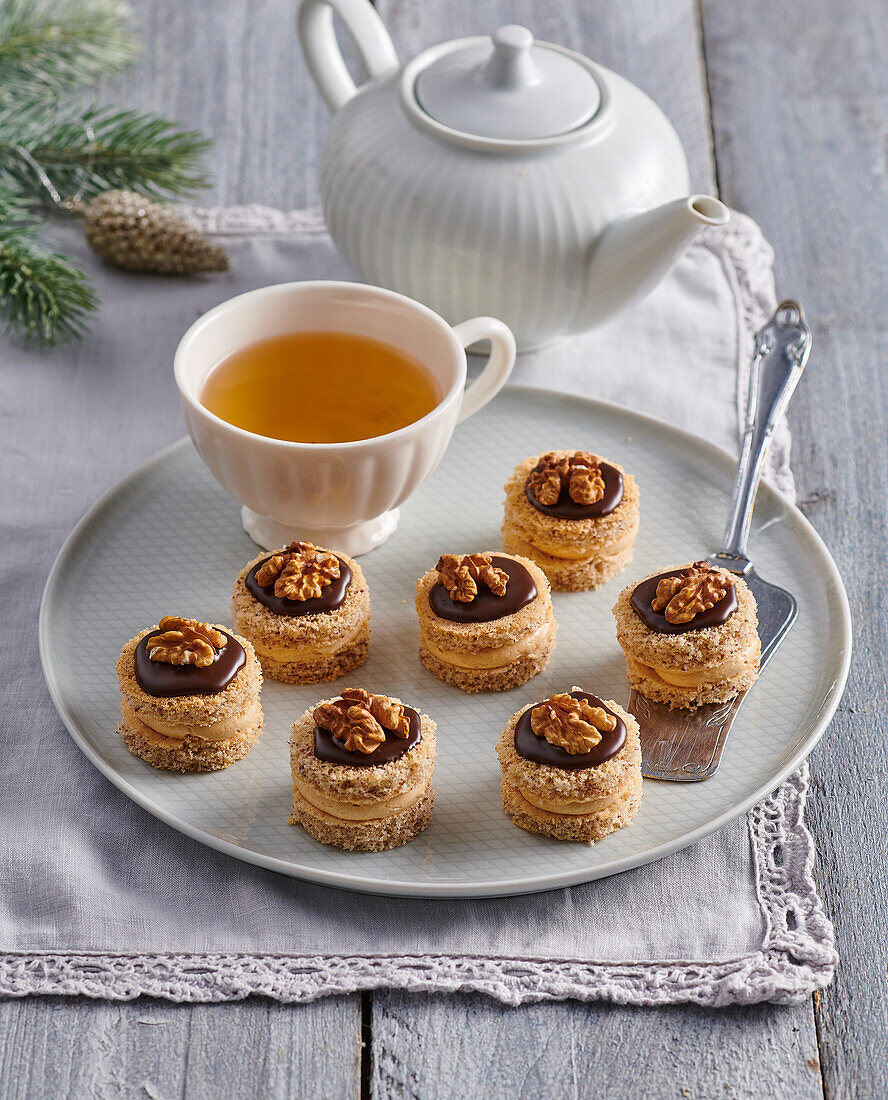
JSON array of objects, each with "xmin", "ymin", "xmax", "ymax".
[{"xmin": 714, "ymin": 301, "xmax": 812, "ymax": 571}]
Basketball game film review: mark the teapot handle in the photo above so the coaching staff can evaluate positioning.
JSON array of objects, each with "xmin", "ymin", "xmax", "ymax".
[{"xmin": 298, "ymin": 0, "xmax": 399, "ymax": 113}]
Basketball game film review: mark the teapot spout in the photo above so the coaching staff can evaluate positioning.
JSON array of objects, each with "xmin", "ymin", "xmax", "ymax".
[{"xmin": 585, "ymin": 196, "xmax": 729, "ymax": 326}]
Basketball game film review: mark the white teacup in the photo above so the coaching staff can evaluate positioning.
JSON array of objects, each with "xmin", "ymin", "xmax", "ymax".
[{"xmin": 174, "ymin": 280, "xmax": 516, "ymax": 555}]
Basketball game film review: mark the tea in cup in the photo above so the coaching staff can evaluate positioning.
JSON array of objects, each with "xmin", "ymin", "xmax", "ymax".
[{"xmin": 174, "ymin": 281, "xmax": 516, "ymax": 555}]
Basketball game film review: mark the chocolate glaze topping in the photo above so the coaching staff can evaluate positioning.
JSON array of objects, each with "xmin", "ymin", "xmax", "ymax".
[
  {"xmin": 515, "ymin": 690, "xmax": 626, "ymax": 770},
  {"xmin": 134, "ymin": 629, "xmax": 245, "ymax": 697},
  {"xmin": 245, "ymin": 555, "xmax": 352, "ymax": 617},
  {"xmin": 429, "ymin": 555, "xmax": 537, "ymax": 623},
  {"xmin": 630, "ymin": 568, "xmax": 738, "ymax": 635},
  {"xmin": 314, "ymin": 705, "xmax": 421, "ymax": 768},
  {"xmin": 525, "ymin": 461, "xmax": 623, "ymax": 519}
]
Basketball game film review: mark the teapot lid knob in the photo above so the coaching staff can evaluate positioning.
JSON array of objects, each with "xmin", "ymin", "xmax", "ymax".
[
  {"xmin": 413, "ymin": 25, "xmax": 602, "ymax": 142},
  {"xmin": 483, "ymin": 26, "xmax": 538, "ymax": 90}
]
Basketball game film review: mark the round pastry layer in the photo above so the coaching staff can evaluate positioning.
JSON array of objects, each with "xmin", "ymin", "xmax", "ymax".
[
  {"xmin": 612, "ymin": 563, "xmax": 760, "ymax": 708},
  {"xmin": 250, "ymin": 623, "xmax": 370, "ymax": 685},
  {"xmin": 289, "ymin": 784, "xmax": 436, "ymax": 852},
  {"xmin": 496, "ymin": 694, "xmax": 642, "ymax": 843},
  {"xmin": 500, "ymin": 775, "xmax": 643, "ymax": 843},
  {"xmin": 623, "ymin": 651, "xmax": 760, "ymax": 709},
  {"xmin": 418, "ymin": 620, "xmax": 556, "ymax": 693},
  {"xmin": 502, "ymin": 521, "xmax": 636, "ymax": 592},
  {"xmin": 502, "ymin": 453, "xmax": 640, "ymax": 590},
  {"xmin": 415, "ymin": 552, "xmax": 555, "ymax": 692},
  {"xmin": 117, "ymin": 717, "xmax": 262, "ymax": 772},
  {"xmin": 232, "ymin": 548, "xmax": 370, "ymax": 684},
  {"xmin": 289, "ymin": 697, "xmax": 437, "ymax": 809},
  {"xmin": 117, "ymin": 625, "xmax": 262, "ymax": 731}
]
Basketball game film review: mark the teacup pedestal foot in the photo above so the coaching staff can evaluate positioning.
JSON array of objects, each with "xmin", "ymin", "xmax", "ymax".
[{"xmin": 241, "ymin": 506, "xmax": 401, "ymax": 557}]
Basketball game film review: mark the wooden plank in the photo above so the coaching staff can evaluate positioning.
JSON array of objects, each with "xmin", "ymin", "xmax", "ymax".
[
  {"xmin": 0, "ymin": 994, "xmax": 361, "ymax": 1100},
  {"xmin": 701, "ymin": 0, "xmax": 888, "ymax": 1095},
  {"xmin": 370, "ymin": 994, "xmax": 823, "ymax": 1099},
  {"xmin": 98, "ymin": 0, "xmax": 330, "ymax": 207}
]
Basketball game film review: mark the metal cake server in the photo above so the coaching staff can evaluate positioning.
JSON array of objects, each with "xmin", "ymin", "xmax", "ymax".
[{"xmin": 634, "ymin": 300, "xmax": 813, "ymax": 781}]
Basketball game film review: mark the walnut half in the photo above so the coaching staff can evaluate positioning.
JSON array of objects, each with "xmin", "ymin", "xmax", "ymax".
[
  {"xmin": 530, "ymin": 693, "xmax": 617, "ymax": 754},
  {"xmin": 651, "ymin": 562, "xmax": 734, "ymax": 625},
  {"xmin": 313, "ymin": 688, "xmax": 411, "ymax": 755},
  {"xmin": 147, "ymin": 616, "xmax": 226, "ymax": 667},
  {"xmin": 527, "ymin": 451, "xmax": 605, "ymax": 506},
  {"xmin": 255, "ymin": 541, "xmax": 341, "ymax": 601},
  {"xmin": 435, "ymin": 553, "xmax": 508, "ymax": 603}
]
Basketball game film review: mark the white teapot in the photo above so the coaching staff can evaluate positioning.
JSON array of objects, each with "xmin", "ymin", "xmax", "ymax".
[{"xmin": 299, "ymin": 1, "xmax": 729, "ymax": 350}]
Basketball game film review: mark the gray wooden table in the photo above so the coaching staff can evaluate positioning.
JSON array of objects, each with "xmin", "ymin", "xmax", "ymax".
[{"xmin": 3, "ymin": 1, "xmax": 883, "ymax": 1096}]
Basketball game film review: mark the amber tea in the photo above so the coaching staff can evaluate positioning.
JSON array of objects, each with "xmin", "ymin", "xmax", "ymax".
[{"xmin": 200, "ymin": 330, "xmax": 442, "ymax": 444}]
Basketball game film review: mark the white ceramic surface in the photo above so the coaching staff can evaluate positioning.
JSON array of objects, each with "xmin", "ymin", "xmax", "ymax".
[
  {"xmin": 174, "ymin": 281, "xmax": 516, "ymax": 556},
  {"xmin": 40, "ymin": 389, "xmax": 851, "ymax": 899},
  {"xmin": 298, "ymin": 0, "xmax": 729, "ymax": 349}
]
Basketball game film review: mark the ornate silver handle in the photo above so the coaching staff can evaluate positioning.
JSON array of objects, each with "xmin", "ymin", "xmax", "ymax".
[{"xmin": 718, "ymin": 301, "xmax": 812, "ymax": 567}]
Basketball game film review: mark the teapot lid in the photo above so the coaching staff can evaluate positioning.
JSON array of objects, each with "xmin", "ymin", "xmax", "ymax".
[{"xmin": 413, "ymin": 26, "xmax": 602, "ymax": 141}]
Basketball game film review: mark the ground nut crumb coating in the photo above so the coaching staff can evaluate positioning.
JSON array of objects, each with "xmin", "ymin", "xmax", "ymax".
[
  {"xmin": 231, "ymin": 547, "xmax": 370, "ymax": 684},
  {"xmin": 116, "ymin": 625, "xmax": 262, "ymax": 727},
  {"xmin": 502, "ymin": 452, "xmax": 640, "ymax": 591},
  {"xmin": 496, "ymin": 695, "xmax": 642, "ymax": 843},
  {"xmin": 117, "ymin": 719, "xmax": 261, "ymax": 772},
  {"xmin": 116, "ymin": 624, "xmax": 263, "ymax": 772},
  {"xmin": 613, "ymin": 564, "xmax": 761, "ymax": 708},
  {"xmin": 289, "ymin": 786, "xmax": 436, "ymax": 852},
  {"xmin": 290, "ymin": 699, "xmax": 436, "ymax": 805},
  {"xmin": 288, "ymin": 697, "xmax": 437, "ymax": 851},
  {"xmin": 501, "ymin": 524, "xmax": 636, "ymax": 592},
  {"xmin": 415, "ymin": 552, "xmax": 556, "ymax": 692}
]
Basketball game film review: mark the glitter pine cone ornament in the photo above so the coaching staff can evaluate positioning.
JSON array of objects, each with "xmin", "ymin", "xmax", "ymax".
[{"xmin": 75, "ymin": 190, "xmax": 229, "ymax": 275}]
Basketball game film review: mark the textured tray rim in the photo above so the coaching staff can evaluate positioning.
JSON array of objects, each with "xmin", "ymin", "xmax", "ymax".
[{"xmin": 39, "ymin": 386, "xmax": 853, "ymax": 898}]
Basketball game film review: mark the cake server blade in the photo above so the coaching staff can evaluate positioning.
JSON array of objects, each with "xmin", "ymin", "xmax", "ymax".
[{"xmin": 634, "ymin": 301, "xmax": 812, "ymax": 781}]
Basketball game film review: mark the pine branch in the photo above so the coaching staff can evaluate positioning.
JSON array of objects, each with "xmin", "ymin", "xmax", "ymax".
[
  {"xmin": 0, "ymin": 0, "xmax": 138, "ymax": 99},
  {"xmin": 0, "ymin": 101, "xmax": 211, "ymax": 200},
  {"xmin": 0, "ymin": 188, "xmax": 97, "ymax": 344}
]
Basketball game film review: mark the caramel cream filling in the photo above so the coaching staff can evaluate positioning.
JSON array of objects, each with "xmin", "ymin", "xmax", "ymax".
[
  {"xmin": 510, "ymin": 774, "xmax": 639, "ymax": 817},
  {"xmin": 425, "ymin": 615, "xmax": 555, "ymax": 670},
  {"xmin": 628, "ymin": 645, "xmax": 757, "ymax": 689},
  {"xmin": 250, "ymin": 618, "xmax": 365, "ymax": 662},
  {"xmin": 527, "ymin": 515, "xmax": 639, "ymax": 563},
  {"xmin": 122, "ymin": 699, "xmax": 260, "ymax": 744},
  {"xmin": 293, "ymin": 776, "xmax": 427, "ymax": 822}
]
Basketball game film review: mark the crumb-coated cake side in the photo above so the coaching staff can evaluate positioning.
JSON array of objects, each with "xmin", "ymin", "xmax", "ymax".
[
  {"xmin": 116, "ymin": 617, "xmax": 263, "ymax": 772},
  {"xmin": 613, "ymin": 561, "xmax": 761, "ymax": 709},
  {"xmin": 415, "ymin": 551, "xmax": 556, "ymax": 693},
  {"xmin": 496, "ymin": 689, "xmax": 643, "ymax": 843},
  {"xmin": 502, "ymin": 451, "xmax": 640, "ymax": 591},
  {"xmin": 231, "ymin": 541, "xmax": 370, "ymax": 684},
  {"xmin": 289, "ymin": 689, "xmax": 436, "ymax": 852}
]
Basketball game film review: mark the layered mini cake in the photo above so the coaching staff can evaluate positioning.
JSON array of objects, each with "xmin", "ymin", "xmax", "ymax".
[
  {"xmin": 415, "ymin": 551, "xmax": 556, "ymax": 693},
  {"xmin": 289, "ymin": 688, "xmax": 436, "ymax": 851},
  {"xmin": 497, "ymin": 689, "xmax": 642, "ymax": 843},
  {"xmin": 116, "ymin": 616, "xmax": 263, "ymax": 771},
  {"xmin": 613, "ymin": 560, "xmax": 761, "ymax": 708},
  {"xmin": 232, "ymin": 541, "xmax": 370, "ymax": 684},
  {"xmin": 502, "ymin": 450, "xmax": 640, "ymax": 591}
]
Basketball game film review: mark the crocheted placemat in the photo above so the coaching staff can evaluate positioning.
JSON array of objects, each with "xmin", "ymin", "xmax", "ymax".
[{"xmin": 1, "ymin": 208, "xmax": 835, "ymax": 1005}]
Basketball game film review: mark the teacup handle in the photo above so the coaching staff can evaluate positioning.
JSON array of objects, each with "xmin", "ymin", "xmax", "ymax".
[
  {"xmin": 452, "ymin": 317, "xmax": 517, "ymax": 424},
  {"xmin": 298, "ymin": 0, "xmax": 399, "ymax": 113}
]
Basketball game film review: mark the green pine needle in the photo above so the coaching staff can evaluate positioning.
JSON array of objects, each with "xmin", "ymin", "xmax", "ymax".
[
  {"xmin": 1, "ymin": 101, "xmax": 211, "ymax": 200},
  {"xmin": 0, "ymin": 0, "xmax": 138, "ymax": 99},
  {"xmin": 0, "ymin": 189, "xmax": 97, "ymax": 345},
  {"xmin": 0, "ymin": 0, "xmax": 214, "ymax": 346}
]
